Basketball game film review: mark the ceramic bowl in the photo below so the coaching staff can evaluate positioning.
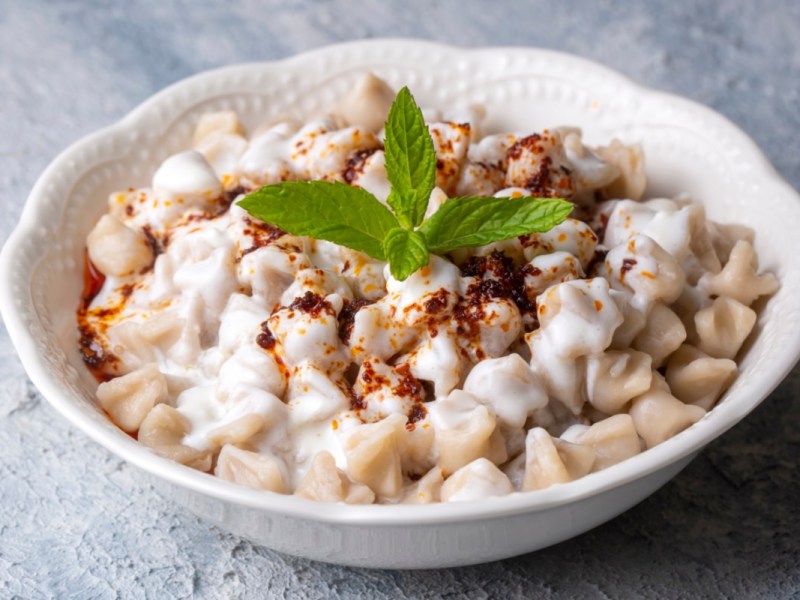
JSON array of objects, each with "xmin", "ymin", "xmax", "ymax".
[{"xmin": 2, "ymin": 39, "xmax": 799, "ymax": 569}]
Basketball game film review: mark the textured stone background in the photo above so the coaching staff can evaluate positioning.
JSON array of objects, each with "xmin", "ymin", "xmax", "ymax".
[{"xmin": 1, "ymin": 1, "xmax": 798, "ymax": 598}]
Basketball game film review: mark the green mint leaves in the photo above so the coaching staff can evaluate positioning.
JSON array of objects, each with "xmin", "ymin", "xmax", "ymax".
[
  {"xmin": 419, "ymin": 196, "xmax": 574, "ymax": 254},
  {"xmin": 384, "ymin": 87, "xmax": 437, "ymax": 229},
  {"xmin": 239, "ymin": 86, "xmax": 573, "ymax": 281},
  {"xmin": 381, "ymin": 228, "xmax": 429, "ymax": 280},
  {"xmin": 238, "ymin": 181, "xmax": 397, "ymax": 260}
]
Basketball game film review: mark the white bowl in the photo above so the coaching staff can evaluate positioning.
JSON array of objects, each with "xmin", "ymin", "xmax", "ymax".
[{"xmin": 2, "ymin": 40, "xmax": 799, "ymax": 569}]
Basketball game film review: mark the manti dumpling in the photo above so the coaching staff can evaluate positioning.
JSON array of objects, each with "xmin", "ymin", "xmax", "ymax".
[
  {"xmin": 215, "ymin": 444, "xmax": 287, "ymax": 493},
  {"xmin": 523, "ymin": 428, "xmax": 595, "ymax": 491},
  {"xmin": 295, "ymin": 451, "xmax": 375, "ymax": 504}
]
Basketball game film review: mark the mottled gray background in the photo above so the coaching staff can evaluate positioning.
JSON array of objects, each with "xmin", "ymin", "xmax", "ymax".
[{"xmin": 1, "ymin": 1, "xmax": 798, "ymax": 598}]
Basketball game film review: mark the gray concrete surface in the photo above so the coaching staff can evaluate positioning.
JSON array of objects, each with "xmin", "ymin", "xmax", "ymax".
[{"xmin": 1, "ymin": 1, "xmax": 798, "ymax": 598}]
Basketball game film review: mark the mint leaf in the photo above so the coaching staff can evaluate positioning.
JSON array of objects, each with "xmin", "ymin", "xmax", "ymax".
[
  {"xmin": 238, "ymin": 181, "xmax": 399, "ymax": 260},
  {"xmin": 419, "ymin": 196, "xmax": 573, "ymax": 254},
  {"xmin": 383, "ymin": 86, "xmax": 436, "ymax": 229},
  {"xmin": 381, "ymin": 228, "xmax": 429, "ymax": 280}
]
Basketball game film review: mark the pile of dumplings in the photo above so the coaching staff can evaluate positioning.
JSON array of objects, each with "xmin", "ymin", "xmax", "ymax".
[{"xmin": 79, "ymin": 74, "xmax": 777, "ymax": 504}]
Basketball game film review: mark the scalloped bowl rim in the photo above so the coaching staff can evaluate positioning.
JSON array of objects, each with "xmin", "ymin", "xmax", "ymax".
[{"xmin": 2, "ymin": 39, "xmax": 799, "ymax": 527}]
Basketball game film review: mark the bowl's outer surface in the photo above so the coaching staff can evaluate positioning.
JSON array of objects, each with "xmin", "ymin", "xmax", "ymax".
[{"xmin": 1, "ymin": 39, "xmax": 799, "ymax": 568}]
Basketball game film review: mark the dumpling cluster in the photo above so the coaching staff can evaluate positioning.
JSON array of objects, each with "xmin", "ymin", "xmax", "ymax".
[{"xmin": 79, "ymin": 73, "xmax": 777, "ymax": 504}]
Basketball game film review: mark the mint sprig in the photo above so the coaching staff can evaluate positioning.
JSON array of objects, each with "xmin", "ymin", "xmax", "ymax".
[{"xmin": 239, "ymin": 86, "xmax": 573, "ymax": 281}]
